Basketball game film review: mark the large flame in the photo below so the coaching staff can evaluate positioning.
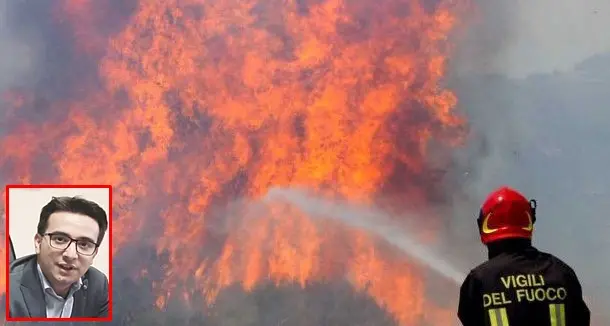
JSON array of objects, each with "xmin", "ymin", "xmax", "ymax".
[{"xmin": 1, "ymin": 0, "xmax": 471, "ymax": 324}]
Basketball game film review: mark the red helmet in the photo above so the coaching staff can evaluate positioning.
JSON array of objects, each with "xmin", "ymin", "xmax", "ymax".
[{"xmin": 477, "ymin": 186, "xmax": 537, "ymax": 244}]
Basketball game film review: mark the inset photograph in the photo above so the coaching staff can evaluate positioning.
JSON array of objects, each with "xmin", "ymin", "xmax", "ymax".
[{"xmin": 5, "ymin": 185, "xmax": 112, "ymax": 322}]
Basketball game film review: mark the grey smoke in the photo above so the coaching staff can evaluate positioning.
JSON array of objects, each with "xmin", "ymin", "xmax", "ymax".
[
  {"xmin": 449, "ymin": 0, "xmax": 610, "ymax": 323},
  {"xmin": 0, "ymin": 0, "xmax": 41, "ymax": 91},
  {"xmin": 454, "ymin": 0, "xmax": 610, "ymax": 78}
]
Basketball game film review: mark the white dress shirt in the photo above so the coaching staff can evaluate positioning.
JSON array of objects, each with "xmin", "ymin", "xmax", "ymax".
[{"xmin": 36, "ymin": 264, "xmax": 82, "ymax": 318}]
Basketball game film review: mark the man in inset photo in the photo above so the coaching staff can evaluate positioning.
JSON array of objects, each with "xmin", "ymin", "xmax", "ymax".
[{"xmin": 9, "ymin": 196, "xmax": 110, "ymax": 318}]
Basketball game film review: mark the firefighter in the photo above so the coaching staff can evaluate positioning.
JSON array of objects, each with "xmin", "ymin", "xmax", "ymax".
[{"xmin": 457, "ymin": 186, "xmax": 590, "ymax": 326}]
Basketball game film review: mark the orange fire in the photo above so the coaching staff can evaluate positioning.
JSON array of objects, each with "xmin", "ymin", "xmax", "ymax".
[{"xmin": 1, "ymin": 0, "xmax": 471, "ymax": 324}]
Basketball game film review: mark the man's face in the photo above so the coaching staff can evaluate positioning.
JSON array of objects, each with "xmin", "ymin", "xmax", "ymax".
[{"xmin": 34, "ymin": 212, "xmax": 99, "ymax": 292}]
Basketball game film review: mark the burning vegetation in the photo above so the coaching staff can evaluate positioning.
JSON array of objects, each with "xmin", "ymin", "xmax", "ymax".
[{"xmin": 0, "ymin": 0, "xmax": 472, "ymax": 324}]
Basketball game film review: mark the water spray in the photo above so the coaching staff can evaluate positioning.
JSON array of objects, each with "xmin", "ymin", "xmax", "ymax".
[{"xmin": 263, "ymin": 187, "xmax": 467, "ymax": 285}]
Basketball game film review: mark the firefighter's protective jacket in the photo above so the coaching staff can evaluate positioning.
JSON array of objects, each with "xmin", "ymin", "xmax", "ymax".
[{"xmin": 458, "ymin": 246, "xmax": 590, "ymax": 326}]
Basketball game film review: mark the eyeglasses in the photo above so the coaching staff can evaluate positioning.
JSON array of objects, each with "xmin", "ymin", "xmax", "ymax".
[{"xmin": 43, "ymin": 233, "xmax": 99, "ymax": 256}]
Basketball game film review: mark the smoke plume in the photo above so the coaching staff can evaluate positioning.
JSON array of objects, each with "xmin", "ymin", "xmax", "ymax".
[
  {"xmin": 0, "ymin": 0, "xmax": 41, "ymax": 91},
  {"xmin": 448, "ymin": 0, "xmax": 610, "ymax": 323}
]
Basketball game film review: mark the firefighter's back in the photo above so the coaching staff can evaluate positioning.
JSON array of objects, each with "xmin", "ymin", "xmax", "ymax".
[{"xmin": 472, "ymin": 246, "xmax": 589, "ymax": 326}]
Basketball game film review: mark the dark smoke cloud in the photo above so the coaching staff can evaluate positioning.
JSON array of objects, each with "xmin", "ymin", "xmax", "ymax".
[
  {"xmin": 0, "ymin": 0, "xmax": 44, "ymax": 91},
  {"xmin": 448, "ymin": 0, "xmax": 610, "ymax": 323}
]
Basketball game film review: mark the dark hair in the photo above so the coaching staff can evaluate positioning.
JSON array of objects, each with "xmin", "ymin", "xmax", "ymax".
[{"xmin": 38, "ymin": 196, "xmax": 108, "ymax": 244}]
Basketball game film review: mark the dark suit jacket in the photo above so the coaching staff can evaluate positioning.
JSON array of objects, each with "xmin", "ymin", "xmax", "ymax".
[{"xmin": 8, "ymin": 254, "xmax": 109, "ymax": 318}]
